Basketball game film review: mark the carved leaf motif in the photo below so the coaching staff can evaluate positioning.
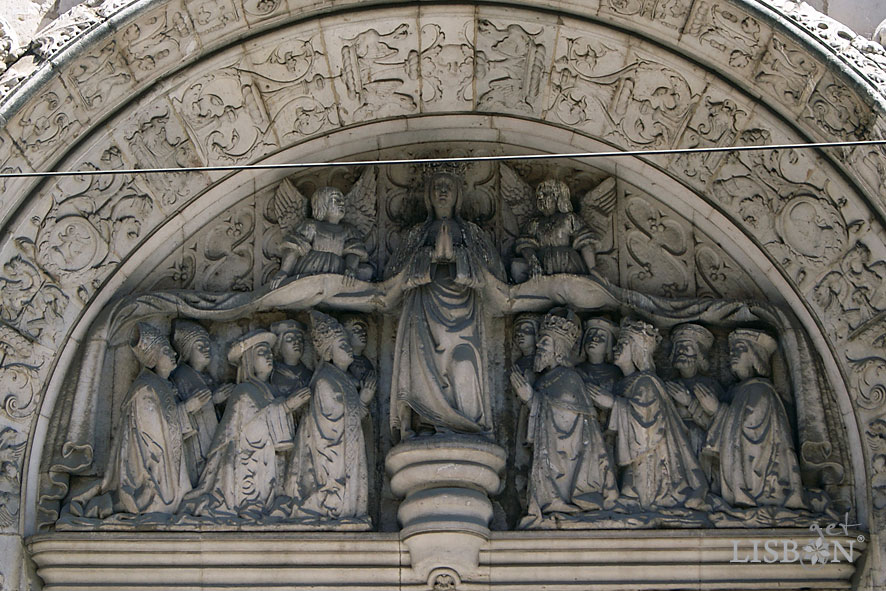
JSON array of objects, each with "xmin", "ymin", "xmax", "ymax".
[
  {"xmin": 847, "ymin": 355, "xmax": 886, "ymax": 411},
  {"xmin": 416, "ymin": 24, "xmax": 474, "ymax": 105},
  {"xmin": 119, "ymin": 4, "xmax": 194, "ymax": 77},
  {"xmin": 755, "ymin": 36, "xmax": 821, "ymax": 108},
  {"xmin": 66, "ymin": 40, "xmax": 132, "ymax": 110},
  {"xmin": 686, "ymin": 1, "xmax": 761, "ymax": 68},
  {"xmin": 621, "ymin": 195, "xmax": 693, "ymax": 297},
  {"xmin": 174, "ymin": 69, "xmax": 275, "ymax": 164}
]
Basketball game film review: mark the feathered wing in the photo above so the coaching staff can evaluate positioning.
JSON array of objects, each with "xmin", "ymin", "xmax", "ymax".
[
  {"xmin": 578, "ymin": 176, "xmax": 616, "ymax": 243},
  {"xmin": 274, "ymin": 178, "xmax": 308, "ymax": 235},
  {"xmin": 500, "ymin": 164, "xmax": 537, "ymax": 235},
  {"xmin": 343, "ymin": 166, "xmax": 378, "ymax": 241}
]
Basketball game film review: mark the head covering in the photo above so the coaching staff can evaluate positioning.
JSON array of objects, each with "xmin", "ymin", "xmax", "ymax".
[
  {"xmin": 227, "ymin": 329, "xmax": 276, "ymax": 365},
  {"xmin": 671, "ymin": 323, "xmax": 714, "ymax": 352},
  {"xmin": 270, "ymin": 319, "xmax": 306, "ymax": 337},
  {"xmin": 729, "ymin": 328, "xmax": 777, "ymax": 363},
  {"xmin": 342, "ymin": 315, "xmax": 369, "ymax": 332},
  {"xmin": 539, "ymin": 307, "xmax": 581, "ymax": 349},
  {"xmin": 310, "ymin": 310, "xmax": 347, "ymax": 361},
  {"xmin": 513, "ymin": 313, "xmax": 540, "ymax": 331},
  {"xmin": 583, "ymin": 317, "xmax": 617, "ymax": 340},
  {"xmin": 130, "ymin": 322, "xmax": 171, "ymax": 369},
  {"xmin": 172, "ymin": 319, "xmax": 210, "ymax": 359},
  {"xmin": 619, "ymin": 318, "xmax": 661, "ymax": 349}
]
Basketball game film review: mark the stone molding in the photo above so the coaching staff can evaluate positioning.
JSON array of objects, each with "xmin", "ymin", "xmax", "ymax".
[{"xmin": 28, "ymin": 530, "xmax": 865, "ymax": 590}]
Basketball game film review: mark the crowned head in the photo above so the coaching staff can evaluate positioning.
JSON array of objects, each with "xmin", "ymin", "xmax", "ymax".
[
  {"xmin": 534, "ymin": 307, "xmax": 580, "ymax": 372},
  {"xmin": 131, "ymin": 322, "xmax": 177, "ymax": 379},
  {"xmin": 728, "ymin": 328, "xmax": 777, "ymax": 379},
  {"xmin": 172, "ymin": 319, "xmax": 212, "ymax": 372},
  {"xmin": 310, "ymin": 311, "xmax": 354, "ymax": 369}
]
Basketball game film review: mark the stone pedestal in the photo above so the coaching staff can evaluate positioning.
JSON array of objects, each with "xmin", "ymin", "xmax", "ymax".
[{"xmin": 386, "ymin": 435, "xmax": 507, "ymax": 585}]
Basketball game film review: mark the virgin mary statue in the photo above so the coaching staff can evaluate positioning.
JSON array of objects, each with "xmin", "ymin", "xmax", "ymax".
[{"xmin": 386, "ymin": 168, "xmax": 506, "ymax": 440}]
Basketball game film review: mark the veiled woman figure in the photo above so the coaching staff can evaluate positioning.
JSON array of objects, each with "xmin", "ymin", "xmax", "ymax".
[
  {"xmin": 285, "ymin": 312, "xmax": 376, "ymax": 519},
  {"xmin": 182, "ymin": 330, "xmax": 308, "ymax": 518},
  {"xmin": 269, "ymin": 319, "xmax": 312, "ymax": 397},
  {"xmin": 386, "ymin": 168, "xmax": 507, "ymax": 439},
  {"xmin": 71, "ymin": 323, "xmax": 203, "ymax": 518}
]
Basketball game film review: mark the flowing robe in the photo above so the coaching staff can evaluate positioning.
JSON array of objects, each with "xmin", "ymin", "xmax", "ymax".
[
  {"xmin": 169, "ymin": 363, "xmax": 218, "ymax": 485},
  {"xmin": 515, "ymin": 212, "xmax": 595, "ymax": 275},
  {"xmin": 285, "ymin": 362, "xmax": 369, "ymax": 518},
  {"xmin": 608, "ymin": 371, "xmax": 708, "ymax": 510},
  {"xmin": 183, "ymin": 379, "xmax": 294, "ymax": 516},
  {"xmin": 284, "ymin": 219, "xmax": 368, "ymax": 277},
  {"xmin": 388, "ymin": 218, "xmax": 506, "ymax": 437},
  {"xmin": 705, "ymin": 377, "xmax": 805, "ymax": 509},
  {"xmin": 76, "ymin": 369, "xmax": 192, "ymax": 515},
  {"xmin": 270, "ymin": 361, "xmax": 312, "ymax": 397},
  {"xmin": 524, "ymin": 366, "xmax": 618, "ymax": 523}
]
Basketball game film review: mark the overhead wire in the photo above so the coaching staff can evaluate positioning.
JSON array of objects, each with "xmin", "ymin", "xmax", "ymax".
[{"xmin": 1, "ymin": 138, "xmax": 885, "ymax": 178}]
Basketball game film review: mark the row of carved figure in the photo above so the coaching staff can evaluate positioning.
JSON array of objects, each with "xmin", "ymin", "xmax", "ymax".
[
  {"xmin": 512, "ymin": 309, "xmax": 821, "ymax": 528},
  {"xmin": 269, "ymin": 168, "xmax": 598, "ymax": 288},
  {"xmin": 68, "ymin": 313, "xmax": 376, "ymax": 524}
]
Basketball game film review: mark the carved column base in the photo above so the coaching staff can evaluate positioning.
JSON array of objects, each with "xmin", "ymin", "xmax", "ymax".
[{"xmin": 386, "ymin": 434, "xmax": 506, "ymax": 584}]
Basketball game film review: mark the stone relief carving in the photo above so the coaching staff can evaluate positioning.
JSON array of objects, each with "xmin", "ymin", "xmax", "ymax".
[
  {"xmin": 601, "ymin": 0, "xmax": 692, "ymax": 31},
  {"xmin": 549, "ymin": 45, "xmax": 699, "ymax": 149},
  {"xmin": 0, "ymin": 425, "xmax": 26, "ymax": 528},
  {"xmin": 339, "ymin": 24, "xmax": 419, "ymax": 121},
  {"xmin": 118, "ymin": 1, "xmax": 194, "ymax": 79},
  {"xmin": 414, "ymin": 24, "xmax": 474, "ymax": 106},
  {"xmin": 243, "ymin": 36, "xmax": 340, "ymax": 142},
  {"xmin": 271, "ymin": 168, "xmax": 376, "ymax": 288},
  {"xmin": 685, "ymin": 1, "xmax": 762, "ymax": 71},
  {"xmin": 502, "ymin": 175, "xmax": 597, "ymax": 283},
  {"xmin": 33, "ymin": 146, "xmax": 156, "ymax": 304},
  {"xmin": 754, "ymin": 35, "xmax": 821, "ymax": 109},
  {"xmin": 35, "ymin": 163, "xmax": 852, "ymax": 537},
  {"xmin": 63, "ymin": 40, "xmax": 133, "ymax": 112},
  {"xmin": 120, "ymin": 100, "xmax": 207, "ymax": 207},
  {"xmin": 475, "ymin": 20, "xmax": 548, "ymax": 114},
  {"xmin": 172, "ymin": 68, "xmax": 275, "ymax": 164}
]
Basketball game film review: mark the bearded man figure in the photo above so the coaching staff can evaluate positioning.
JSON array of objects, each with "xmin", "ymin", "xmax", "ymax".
[
  {"xmin": 590, "ymin": 319, "xmax": 708, "ymax": 513},
  {"xmin": 511, "ymin": 308, "xmax": 618, "ymax": 528}
]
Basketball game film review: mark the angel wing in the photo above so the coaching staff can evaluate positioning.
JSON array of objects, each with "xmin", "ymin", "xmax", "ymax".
[
  {"xmin": 343, "ymin": 166, "xmax": 378, "ymax": 241},
  {"xmin": 578, "ymin": 176, "xmax": 616, "ymax": 244},
  {"xmin": 273, "ymin": 178, "xmax": 309, "ymax": 235},
  {"xmin": 500, "ymin": 164, "xmax": 537, "ymax": 235}
]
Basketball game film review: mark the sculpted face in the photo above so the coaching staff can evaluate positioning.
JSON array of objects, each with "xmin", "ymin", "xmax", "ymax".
[
  {"xmin": 533, "ymin": 334, "xmax": 558, "ymax": 373},
  {"xmin": 430, "ymin": 176, "xmax": 457, "ymax": 219},
  {"xmin": 252, "ymin": 342, "xmax": 275, "ymax": 381},
  {"xmin": 326, "ymin": 189, "xmax": 346, "ymax": 224},
  {"xmin": 671, "ymin": 338, "xmax": 700, "ymax": 378},
  {"xmin": 155, "ymin": 343, "xmax": 178, "ymax": 379},
  {"xmin": 280, "ymin": 329, "xmax": 305, "ymax": 365},
  {"xmin": 347, "ymin": 322, "xmax": 367, "ymax": 353},
  {"xmin": 189, "ymin": 336, "xmax": 212, "ymax": 373},
  {"xmin": 729, "ymin": 339, "xmax": 755, "ymax": 380},
  {"xmin": 514, "ymin": 322, "xmax": 536, "ymax": 357},
  {"xmin": 331, "ymin": 333, "xmax": 355, "ymax": 369},
  {"xmin": 583, "ymin": 328, "xmax": 612, "ymax": 365},
  {"xmin": 612, "ymin": 335, "xmax": 632, "ymax": 370},
  {"xmin": 536, "ymin": 184, "xmax": 558, "ymax": 216}
]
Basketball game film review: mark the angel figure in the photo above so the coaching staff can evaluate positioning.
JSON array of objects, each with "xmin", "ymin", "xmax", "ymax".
[
  {"xmin": 502, "ymin": 170, "xmax": 600, "ymax": 283},
  {"xmin": 270, "ymin": 168, "xmax": 377, "ymax": 288}
]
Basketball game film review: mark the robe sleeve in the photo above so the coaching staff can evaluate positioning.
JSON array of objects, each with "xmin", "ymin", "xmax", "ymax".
[
  {"xmin": 265, "ymin": 398, "xmax": 296, "ymax": 451},
  {"xmin": 342, "ymin": 225, "xmax": 369, "ymax": 261},
  {"xmin": 515, "ymin": 219, "xmax": 540, "ymax": 252},
  {"xmin": 568, "ymin": 213, "xmax": 596, "ymax": 250},
  {"xmin": 282, "ymin": 220, "xmax": 316, "ymax": 258}
]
